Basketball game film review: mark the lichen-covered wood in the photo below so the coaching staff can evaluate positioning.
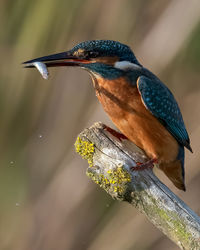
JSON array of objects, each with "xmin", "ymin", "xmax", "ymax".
[{"xmin": 75, "ymin": 122, "xmax": 200, "ymax": 250}]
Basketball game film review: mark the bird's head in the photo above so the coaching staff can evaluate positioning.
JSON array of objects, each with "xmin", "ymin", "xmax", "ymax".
[{"xmin": 23, "ymin": 40, "xmax": 141, "ymax": 79}]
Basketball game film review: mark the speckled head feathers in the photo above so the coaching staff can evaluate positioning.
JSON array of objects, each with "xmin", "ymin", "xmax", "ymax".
[{"xmin": 71, "ymin": 40, "xmax": 140, "ymax": 65}]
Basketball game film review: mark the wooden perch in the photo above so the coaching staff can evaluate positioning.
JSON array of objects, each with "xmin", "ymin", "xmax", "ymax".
[{"xmin": 75, "ymin": 122, "xmax": 200, "ymax": 249}]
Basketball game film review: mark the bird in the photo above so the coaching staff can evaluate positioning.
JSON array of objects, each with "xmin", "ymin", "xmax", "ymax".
[{"xmin": 23, "ymin": 40, "xmax": 192, "ymax": 191}]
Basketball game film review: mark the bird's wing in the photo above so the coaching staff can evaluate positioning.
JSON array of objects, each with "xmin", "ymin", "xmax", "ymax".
[{"xmin": 137, "ymin": 75, "xmax": 192, "ymax": 151}]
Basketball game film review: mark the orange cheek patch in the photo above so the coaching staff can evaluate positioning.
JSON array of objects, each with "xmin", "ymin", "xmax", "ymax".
[
  {"xmin": 92, "ymin": 56, "xmax": 119, "ymax": 65},
  {"xmin": 73, "ymin": 48, "xmax": 85, "ymax": 57}
]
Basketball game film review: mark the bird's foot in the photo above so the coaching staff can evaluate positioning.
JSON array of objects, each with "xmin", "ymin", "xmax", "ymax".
[
  {"xmin": 130, "ymin": 158, "xmax": 158, "ymax": 171},
  {"xmin": 105, "ymin": 126, "xmax": 127, "ymax": 141}
]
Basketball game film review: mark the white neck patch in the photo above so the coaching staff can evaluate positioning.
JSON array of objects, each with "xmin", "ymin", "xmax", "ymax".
[{"xmin": 114, "ymin": 61, "xmax": 141, "ymax": 71}]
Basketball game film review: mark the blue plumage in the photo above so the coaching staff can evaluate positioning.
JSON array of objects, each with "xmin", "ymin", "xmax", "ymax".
[
  {"xmin": 71, "ymin": 40, "xmax": 141, "ymax": 65},
  {"xmin": 177, "ymin": 145, "xmax": 185, "ymax": 179},
  {"xmin": 137, "ymin": 76, "xmax": 192, "ymax": 151}
]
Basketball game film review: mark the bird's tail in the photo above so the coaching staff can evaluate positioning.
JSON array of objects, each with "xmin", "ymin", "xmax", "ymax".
[{"xmin": 159, "ymin": 146, "xmax": 186, "ymax": 191}]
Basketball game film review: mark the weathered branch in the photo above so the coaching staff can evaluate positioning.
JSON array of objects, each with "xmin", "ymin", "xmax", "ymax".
[{"xmin": 75, "ymin": 122, "xmax": 200, "ymax": 250}]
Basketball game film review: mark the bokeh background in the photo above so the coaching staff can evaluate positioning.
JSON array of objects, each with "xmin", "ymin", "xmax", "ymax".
[{"xmin": 1, "ymin": 0, "xmax": 200, "ymax": 249}]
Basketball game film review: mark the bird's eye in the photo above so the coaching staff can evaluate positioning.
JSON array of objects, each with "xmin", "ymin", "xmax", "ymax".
[{"xmin": 88, "ymin": 51, "xmax": 99, "ymax": 57}]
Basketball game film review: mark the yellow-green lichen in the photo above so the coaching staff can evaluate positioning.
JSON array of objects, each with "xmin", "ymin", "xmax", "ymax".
[
  {"xmin": 75, "ymin": 137, "xmax": 94, "ymax": 167},
  {"xmin": 87, "ymin": 166, "xmax": 131, "ymax": 195},
  {"xmin": 157, "ymin": 208, "xmax": 192, "ymax": 242},
  {"xmin": 146, "ymin": 199, "xmax": 193, "ymax": 245},
  {"xmin": 140, "ymin": 195, "xmax": 198, "ymax": 249}
]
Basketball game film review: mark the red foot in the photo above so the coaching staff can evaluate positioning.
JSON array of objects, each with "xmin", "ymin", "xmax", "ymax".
[
  {"xmin": 130, "ymin": 158, "xmax": 158, "ymax": 171},
  {"xmin": 105, "ymin": 127, "xmax": 128, "ymax": 141}
]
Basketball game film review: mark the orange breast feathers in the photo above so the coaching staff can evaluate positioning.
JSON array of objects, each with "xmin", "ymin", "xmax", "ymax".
[{"xmin": 91, "ymin": 75, "xmax": 179, "ymax": 164}]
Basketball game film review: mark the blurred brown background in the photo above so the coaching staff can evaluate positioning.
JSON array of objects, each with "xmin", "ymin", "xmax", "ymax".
[{"xmin": 1, "ymin": 0, "xmax": 200, "ymax": 249}]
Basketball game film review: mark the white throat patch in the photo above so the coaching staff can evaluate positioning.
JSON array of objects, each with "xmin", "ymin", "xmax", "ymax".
[{"xmin": 114, "ymin": 61, "xmax": 141, "ymax": 71}]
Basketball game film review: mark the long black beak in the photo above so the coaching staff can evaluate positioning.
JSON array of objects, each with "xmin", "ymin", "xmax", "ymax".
[{"xmin": 23, "ymin": 51, "xmax": 90, "ymax": 68}]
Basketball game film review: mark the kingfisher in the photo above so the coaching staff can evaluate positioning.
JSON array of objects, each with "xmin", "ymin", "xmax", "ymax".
[{"xmin": 23, "ymin": 40, "xmax": 192, "ymax": 191}]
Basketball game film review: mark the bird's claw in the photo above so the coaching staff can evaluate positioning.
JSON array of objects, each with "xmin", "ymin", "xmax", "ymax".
[{"xmin": 130, "ymin": 158, "xmax": 157, "ymax": 171}]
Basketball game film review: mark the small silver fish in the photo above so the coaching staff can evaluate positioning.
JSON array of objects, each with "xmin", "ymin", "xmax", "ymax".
[{"xmin": 32, "ymin": 62, "xmax": 49, "ymax": 79}]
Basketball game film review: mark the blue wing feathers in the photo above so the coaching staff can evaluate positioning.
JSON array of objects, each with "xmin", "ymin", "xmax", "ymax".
[{"xmin": 137, "ymin": 76, "xmax": 192, "ymax": 151}]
